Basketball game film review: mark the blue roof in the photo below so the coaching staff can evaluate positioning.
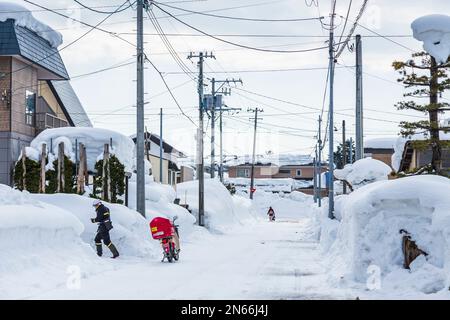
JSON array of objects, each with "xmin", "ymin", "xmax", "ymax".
[
  {"xmin": 0, "ymin": 19, "xmax": 68, "ymax": 79},
  {"xmin": 49, "ymin": 80, "xmax": 92, "ymax": 127}
]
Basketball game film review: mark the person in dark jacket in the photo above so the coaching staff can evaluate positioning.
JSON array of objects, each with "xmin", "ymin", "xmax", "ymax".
[
  {"xmin": 91, "ymin": 199, "xmax": 119, "ymax": 258},
  {"xmin": 267, "ymin": 206, "xmax": 275, "ymax": 221}
]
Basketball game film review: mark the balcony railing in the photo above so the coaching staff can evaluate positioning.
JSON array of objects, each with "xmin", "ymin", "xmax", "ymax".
[{"xmin": 36, "ymin": 112, "xmax": 68, "ymax": 132}]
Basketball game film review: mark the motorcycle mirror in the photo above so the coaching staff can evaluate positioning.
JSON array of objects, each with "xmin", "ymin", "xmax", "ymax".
[{"xmin": 173, "ymin": 215, "xmax": 178, "ymax": 221}]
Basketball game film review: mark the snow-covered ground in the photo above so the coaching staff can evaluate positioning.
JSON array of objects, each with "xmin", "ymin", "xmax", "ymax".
[{"xmin": 2, "ymin": 173, "xmax": 450, "ymax": 299}]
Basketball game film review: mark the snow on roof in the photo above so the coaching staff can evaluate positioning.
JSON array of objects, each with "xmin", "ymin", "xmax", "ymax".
[
  {"xmin": 411, "ymin": 14, "xmax": 450, "ymax": 64},
  {"xmin": 364, "ymin": 137, "xmax": 397, "ymax": 150},
  {"xmin": 224, "ymin": 153, "xmax": 313, "ymax": 167},
  {"xmin": 391, "ymin": 131, "xmax": 450, "ymax": 171},
  {"xmin": 0, "ymin": 2, "xmax": 62, "ymax": 48}
]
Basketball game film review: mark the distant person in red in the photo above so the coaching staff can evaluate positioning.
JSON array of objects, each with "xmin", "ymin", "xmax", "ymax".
[{"xmin": 267, "ymin": 206, "xmax": 275, "ymax": 222}]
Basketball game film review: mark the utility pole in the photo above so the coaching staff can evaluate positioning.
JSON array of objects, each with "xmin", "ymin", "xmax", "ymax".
[
  {"xmin": 342, "ymin": 120, "xmax": 347, "ymax": 194},
  {"xmin": 160, "ymin": 108, "xmax": 163, "ymax": 183},
  {"xmin": 327, "ymin": 1, "xmax": 336, "ymax": 219},
  {"xmin": 188, "ymin": 52, "xmax": 215, "ymax": 226},
  {"xmin": 209, "ymin": 78, "xmax": 242, "ymax": 183},
  {"xmin": 349, "ymin": 137, "xmax": 354, "ymax": 164},
  {"xmin": 355, "ymin": 34, "xmax": 364, "ymax": 160},
  {"xmin": 313, "ymin": 151, "xmax": 317, "ymax": 203},
  {"xmin": 249, "ymin": 108, "xmax": 263, "ymax": 200},
  {"xmin": 136, "ymin": 0, "xmax": 146, "ymax": 217},
  {"xmin": 318, "ymin": 115, "xmax": 322, "ymax": 207},
  {"xmin": 210, "ymin": 79, "xmax": 216, "ymax": 179}
]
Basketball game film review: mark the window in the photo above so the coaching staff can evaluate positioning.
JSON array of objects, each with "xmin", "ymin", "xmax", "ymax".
[
  {"xmin": 296, "ymin": 169, "xmax": 302, "ymax": 177},
  {"xmin": 237, "ymin": 168, "xmax": 250, "ymax": 178},
  {"xmin": 25, "ymin": 90, "xmax": 36, "ymax": 126},
  {"xmin": 279, "ymin": 169, "xmax": 290, "ymax": 174}
]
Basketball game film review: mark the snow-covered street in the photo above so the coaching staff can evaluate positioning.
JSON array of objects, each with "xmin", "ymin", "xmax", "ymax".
[{"xmin": 31, "ymin": 217, "xmax": 352, "ymax": 300}]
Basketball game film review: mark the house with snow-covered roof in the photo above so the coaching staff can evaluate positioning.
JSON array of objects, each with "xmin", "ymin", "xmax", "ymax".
[
  {"xmin": 364, "ymin": 138, "xmax": 397, "ymax": 168},
  {"xmin": 0, "ymin": 3, "xmax": 91, "ymax": 186}
]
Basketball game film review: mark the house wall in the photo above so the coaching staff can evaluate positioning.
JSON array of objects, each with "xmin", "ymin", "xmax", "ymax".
[
  {"xmin": 0, "ymin": 57, "xmax": 38, "ymax": 185},
  {"xmin": 38, "ymin": 81, "xmax": 69, "ymax": 122},
  {"xmin": 179, "ymin": 166, "xmax": 194, "ymax": 183},
  {"xmin": 11, "ymin": 58, "xmax": 38, "ymax": 137},
  {"xmin": 228, "ymin": 166, "xmax": 276, "ymax": 178},
  {"xmin": 148, "ymin": 154, "xmax": 169, "ymax": 184},
  {"xmin": 272, "ymin": 166, "xmax": 324, "ymax": 179}
]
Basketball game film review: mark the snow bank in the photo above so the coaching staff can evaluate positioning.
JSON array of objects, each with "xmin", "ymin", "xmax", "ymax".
[
  {"xmin": 412, "ymin": 14, "xmax": 450, "ymax": 64},
  {"xmin": 320, "ymin": 175, "xmax": 450, "ymax": 294},
  {"xmin": 30, "ymin": 127, "xmax": 136, "ymax": 172},
  {"xmin": 0, "ymin": 185, "xmax": 104, "ymax": 298},
  {"xmin": 0, "ymin": 2, "xmax": 62, "ymax": 48},
  {"xmin": 177, "ymin": 179, "xmax": 255, "ymax": 232},
  {"xmin": 334, "ymin": 158, "xmax": 391, "ymax": 189},
  {"xmin": 31, "ymin": 193, "xmax": 159, "ymax": 258}
]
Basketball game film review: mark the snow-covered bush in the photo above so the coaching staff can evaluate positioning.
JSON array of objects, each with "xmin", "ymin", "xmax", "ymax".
[
  {"xmin": 320, "ymin": 175, "xmax": 450, "ymax": 294},
  {"xmin": 334, "ymin": 157, "xmax": 392, "ymax": 190}
]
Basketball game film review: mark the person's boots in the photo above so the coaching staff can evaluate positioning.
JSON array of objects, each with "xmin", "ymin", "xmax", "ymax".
[
  {"xmin": 108, "ymin": 243, "xmax": 120, "ymax": 259},
  {"xmin": 95, "ymin": 243, "xmax": 103, "ymax": 257}
]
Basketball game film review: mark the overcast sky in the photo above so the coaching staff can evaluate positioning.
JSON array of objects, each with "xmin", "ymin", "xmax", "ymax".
[{"xmin": 12, "ymin": 0, "xmax": 450, "ymax": 159}]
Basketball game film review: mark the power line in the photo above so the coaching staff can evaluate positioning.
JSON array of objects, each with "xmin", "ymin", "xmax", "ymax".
[
  {"xmin": 154, "ymin": 1, "xmax": 324, "ymax": 22},
  {"xmin": 152, "ymin": 2, "xmax": 333, "ymax": 54},
  {"xmin": 73, "ymin": 0, "xmax": 136, "ymax": 14}
]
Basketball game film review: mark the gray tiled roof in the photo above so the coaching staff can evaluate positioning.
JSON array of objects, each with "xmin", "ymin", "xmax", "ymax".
[
  {"xmin": 49, "ymin": 80, "xmax": 92, "ymax": 127},
  {"xmin": 0, "ymin": 19, "xmax": 68, "ymax": 79}
]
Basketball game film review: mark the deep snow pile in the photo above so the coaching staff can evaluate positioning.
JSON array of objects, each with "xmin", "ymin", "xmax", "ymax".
[
  {"xmin": 412, "ymin": 14, "xmax": 450, "ymax": 64},
  {"xmin": 31, "ymin": 193, "xmax": 159, "ymax": 258},
  {"xmin": 0, "ymin": 185, "xmax": 101, "ymax": 298},
  {"xmin": 334, "ymin": 158, "xmax": 392, "ymax": 189},
  {"xmin": 319, "ymin": 175, "xmax": 450, "ymax": 295},
  {"xmin": 127, "ymin": 177, "xmax": 197, "ymax": 237},
  {"xmin": 30, "ymin": 127, "xmax": 136, "ymax": 172},
  {"xmin": 176, "ymin": 179, "xmax": 256, "ymax": 233},
  {"xmin": 0, "ymin": 2, "xmax": 62, "ymax": 48}
]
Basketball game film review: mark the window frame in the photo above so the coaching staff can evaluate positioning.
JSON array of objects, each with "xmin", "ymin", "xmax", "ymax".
[{"xmin": 25, "ymin": 90, "xmax": 36, "ymax": 126}]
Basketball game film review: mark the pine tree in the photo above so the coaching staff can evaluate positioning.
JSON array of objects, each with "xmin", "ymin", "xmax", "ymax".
[
  {"xmin": 393, "ymin": 52, "xmax": 450, "ymax": 174},
  {"xmin": 333, "ymin": 139, "xmax": 355, "ymax": 169}
]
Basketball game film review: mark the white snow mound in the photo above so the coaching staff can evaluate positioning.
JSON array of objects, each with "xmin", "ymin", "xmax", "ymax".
[
  {"xmin": 334, "ymin": 157, "xmax": 391, "ymax": 189},
  {"xmin": 412, "ymin": 14, "xmax": 450, "ymax": 64}
]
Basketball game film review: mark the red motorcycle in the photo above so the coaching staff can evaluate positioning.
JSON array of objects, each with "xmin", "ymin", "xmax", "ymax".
[{"xmin": 150, "ymin": 216, "xmax": 180, "ymax": 263}]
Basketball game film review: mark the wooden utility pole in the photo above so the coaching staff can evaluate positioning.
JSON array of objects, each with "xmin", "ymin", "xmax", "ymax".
[
  {"xmin": 57, "ymin": 142, "xmax": 65, "ymax": 193},
  {"xmin": 342, "ymin": 120, "xmax": 347, "ymax": 194},
  {"xmin": 77, "ymin": 142, "xmax": 86, "ymax": 194},
  {"xmin": 21, "ymin": 145, "xmax": 27, "ymax": 191},
  {"xmin": 40, "ymin": 143, "xmax": 46, "ymax": 193}
]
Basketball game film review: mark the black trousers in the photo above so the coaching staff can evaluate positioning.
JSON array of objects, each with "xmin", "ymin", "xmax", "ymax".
[{"xmin": 95, "ymin": 225, "xmax": 112, "ymax": 247}]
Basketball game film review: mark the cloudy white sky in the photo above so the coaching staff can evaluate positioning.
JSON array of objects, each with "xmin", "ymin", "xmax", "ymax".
[{"xmin": 11, "ymin": 0, "xmax": 450, "ymax": 159}]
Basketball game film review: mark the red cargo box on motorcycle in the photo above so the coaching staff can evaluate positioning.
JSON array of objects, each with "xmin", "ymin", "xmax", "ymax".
[{"xmin": 150, "ymin": 217, "xmax": 174, "ymax": 240}]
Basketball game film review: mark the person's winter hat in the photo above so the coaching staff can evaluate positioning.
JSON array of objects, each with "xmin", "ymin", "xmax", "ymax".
[{"xmin": 92, "ymin": 199, "xmax": 102, "ymax": 207}]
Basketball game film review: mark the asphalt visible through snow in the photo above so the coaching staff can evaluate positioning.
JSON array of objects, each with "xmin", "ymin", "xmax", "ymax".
[{"xmin": 33, "ymin": 218, "xmax": 354, "ymax": 300}]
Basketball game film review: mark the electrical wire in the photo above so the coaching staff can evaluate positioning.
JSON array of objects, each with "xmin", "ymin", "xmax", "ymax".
[
  {"xmin": 152, "ymin": 2, "xmax": 332, "ymax": 54},
  {"xmin": 154, "ymin": 1, "xmax": 324, "ymax": 22},
  {"xmin": 73, "ymin": 0, "xmax": 136, "ymax": 14}
]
